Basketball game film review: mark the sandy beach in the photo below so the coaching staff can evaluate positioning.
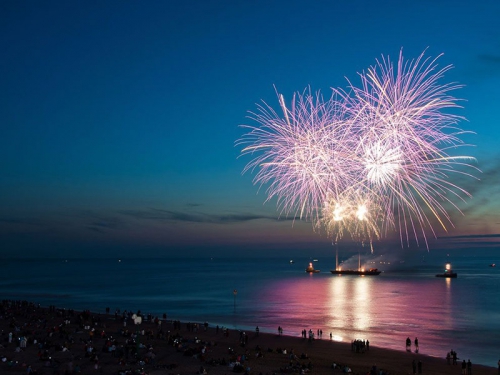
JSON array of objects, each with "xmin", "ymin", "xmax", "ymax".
[{"xmin": 0, "ymin": 300, "xmax": 497, "ymax": 375}]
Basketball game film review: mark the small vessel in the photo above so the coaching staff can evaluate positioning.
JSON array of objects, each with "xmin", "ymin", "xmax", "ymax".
[
  {"xmin": 330, "ymin": 251, "xmax": 381, "ymax": 276},
  {"xmin": 289, "ymin": 260, "xmax": 294, "ymax": 264},
  {"xmin": 305, "ymin": 262, "xmax": 320, "ymax": 273},
  {"xmin": 331, "ymin": 268, "xmax": 381, "ymax": 276},
  {"xmin": 435, "ymin": 262, "xmax": 457, "ymax": 278},
  {"xmin": 489, "ymin": 263, "xmax": 496, "ymax": 267}
]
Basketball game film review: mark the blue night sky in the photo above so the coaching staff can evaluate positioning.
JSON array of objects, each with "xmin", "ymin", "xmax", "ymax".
[{"xmin": 1, "ymin": 1, "xmax": 500, "ymax": 258}]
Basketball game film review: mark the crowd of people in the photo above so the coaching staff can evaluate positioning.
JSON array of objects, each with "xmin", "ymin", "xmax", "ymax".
[{"xmin": 0, "ymin": 299, "xmax": 496, "ymax": 375}]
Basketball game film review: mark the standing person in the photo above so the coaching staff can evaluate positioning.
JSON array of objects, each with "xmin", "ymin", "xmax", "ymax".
[
  {"xmin": 461, "ymin": 360, "xmax": 467, "ymax": 375},
  {"xmin": 406, "ymin": 337, "xmax": 411, "ymax": 352},
  {"xmin": 467, "ymin": 359, "xmax": 472, "ymax": 375},
  {"xmin": 414, "ymin": 337, "xmax": 419, "ymax": 353},
  {"xmin": 412, "ymin": 359, "xmax": 417, "ymax": 374},
  {"xmin": 497, "ymin": 359, "xmax": 500, "ymax": 374},
  {"xmin": 417, "ymin": 360, "xmax": 422, "ymax": 374},
  {"xmin": 453, "ymin": 350, "xmax": 458, "ymax": 365}
]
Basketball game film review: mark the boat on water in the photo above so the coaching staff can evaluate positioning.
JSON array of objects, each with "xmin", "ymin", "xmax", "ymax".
[
  {"xmin": 435, "ymin": 262, "xmax": 457, "ymax": 278},
  {"xmin": 489, "ymin": 263, "xmax": 496, "ymax": 267},
  {"xmin": 305, "ymin": 262, "xmax": 320, "ymax": 273},
  {"xmin": 331, "ymin": 268, "xmax": 381, "ymax": 275},
  {"xmin": 330, "ymin": 251, "xmax": 381, "ymax": 276}
]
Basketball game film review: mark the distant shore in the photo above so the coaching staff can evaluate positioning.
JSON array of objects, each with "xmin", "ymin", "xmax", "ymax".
[{"xmin": 0, "ymin": 300, "xmax": 497, "ymax": 375}]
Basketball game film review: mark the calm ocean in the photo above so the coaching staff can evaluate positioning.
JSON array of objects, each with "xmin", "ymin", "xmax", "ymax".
[{"xmin": 1, "ymin": 248, "xmax": 499, "ymax": 367}]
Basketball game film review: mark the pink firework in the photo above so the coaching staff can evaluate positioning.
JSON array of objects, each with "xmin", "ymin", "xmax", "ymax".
[
  {"xmin": 238, "ymin": 50, "xmax": 478, "ymax": 249},
  {"xmin": 318, "ymin": 188, "xmax": 382, "ymax": 245},
  {"xmin": 339, "ymin": 50, "xmax": 478, "ymax": 247},
  {"xmin": 237, "ymin": 88, "xmax": 355, "ymax": 222}
]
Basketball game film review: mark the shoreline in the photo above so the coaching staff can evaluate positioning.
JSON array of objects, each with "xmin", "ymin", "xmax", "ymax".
[{"xmin": 0, "ymin": 300, "xmax": 497, "ymax": 375}]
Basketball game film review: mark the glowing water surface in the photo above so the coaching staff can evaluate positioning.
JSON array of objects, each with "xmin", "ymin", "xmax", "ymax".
[{"xmin": 0, "ymin": 254, "xmax": 498, "ymax": 367}]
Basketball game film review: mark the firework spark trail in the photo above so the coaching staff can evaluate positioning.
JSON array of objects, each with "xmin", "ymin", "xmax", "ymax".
[
  {"xmin": 238, "ymin": 88, "xmax": 356, "ymax": 223},
  {"xmin": 319, "ymin": 188, "xmax": 382, "ymax": 245},
  {"xmin": 237, "ymin": 50, "xmax": 478, "ymax": 250},
  {"xmin": 344, "ymin": 50, "xmax": 478, "ymax": 247}
]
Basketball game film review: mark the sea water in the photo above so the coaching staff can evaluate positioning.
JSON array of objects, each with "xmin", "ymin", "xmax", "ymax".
[{"xmin": 0, "ymin": 249, "xmax": 499, "ymax": 367}]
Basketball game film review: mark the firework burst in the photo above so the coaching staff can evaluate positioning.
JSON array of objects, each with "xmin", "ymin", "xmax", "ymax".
[
  {"xmin": 237, "ymin": 88, "xmax": 354, "ymax": 223},
  {"xmin": 340, "ymin": 50, "xmax": 478, "ymax": 246},
  {"xmin": 319, "ymin": 188, "xmax": 382, "ymax": 245},
  {"xmin": 237, "ymin": 50, "xmax": 478, "ymax": 249}
]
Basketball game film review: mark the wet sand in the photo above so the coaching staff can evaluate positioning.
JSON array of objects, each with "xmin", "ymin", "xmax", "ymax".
[{"xmin": 0, "ymin": 300, "xmax": 496, "ymax": 375}]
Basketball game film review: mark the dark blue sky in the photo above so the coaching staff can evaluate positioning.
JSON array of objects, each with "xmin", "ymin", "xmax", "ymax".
[{"xmin": 1, "ymin": 1, "xmax": 500, "ymax": 258}]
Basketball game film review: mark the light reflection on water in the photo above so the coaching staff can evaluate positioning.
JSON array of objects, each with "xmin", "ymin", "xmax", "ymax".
[
  {"xmin": 325, "ymin": 277, "xmax": 373, "ymax": 335},
  {"xmin": 352, "ymin": 278, "xmax": 370, "ymax": 331},
  {"xmin": 253, "ymin": 272, "xmax": 492, "ymax": 365},
  {"xmin": 1, "ymin": 257, "xmax": 498, "ymax": 367}
]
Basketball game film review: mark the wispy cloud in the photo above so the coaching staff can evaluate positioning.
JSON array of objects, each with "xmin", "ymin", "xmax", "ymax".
[
  {"xmin": 0, "ymin": 217, "xmax": 45, "ymax": 226},
  {"xmin": 118, "ymin": 208, "xmax": 285, "ymax": 224},
  {"xmin": 119, "ymin": 208, "xmax": 294, "ymax": 224},
  {"xmin": 86, "ymin": 226, "xmax": 106, "ymax": 233},
  {"xmin": 459, "ymin": 49, "xmax": 500, "ymax": 82},
  {"xmin": 477, "ymin": 53, "xmax": 500, "ymax": 65},
  {"xmin": 444, "ymin": 233, "xmax": 500, "ymax": 239},
  {"xmin": 69, "ymin": 209, "xmax": 126, "ymax": 233},
  {"xmin": 457, "ymin": 155, "xmax": 500, "ymax": 216}
]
